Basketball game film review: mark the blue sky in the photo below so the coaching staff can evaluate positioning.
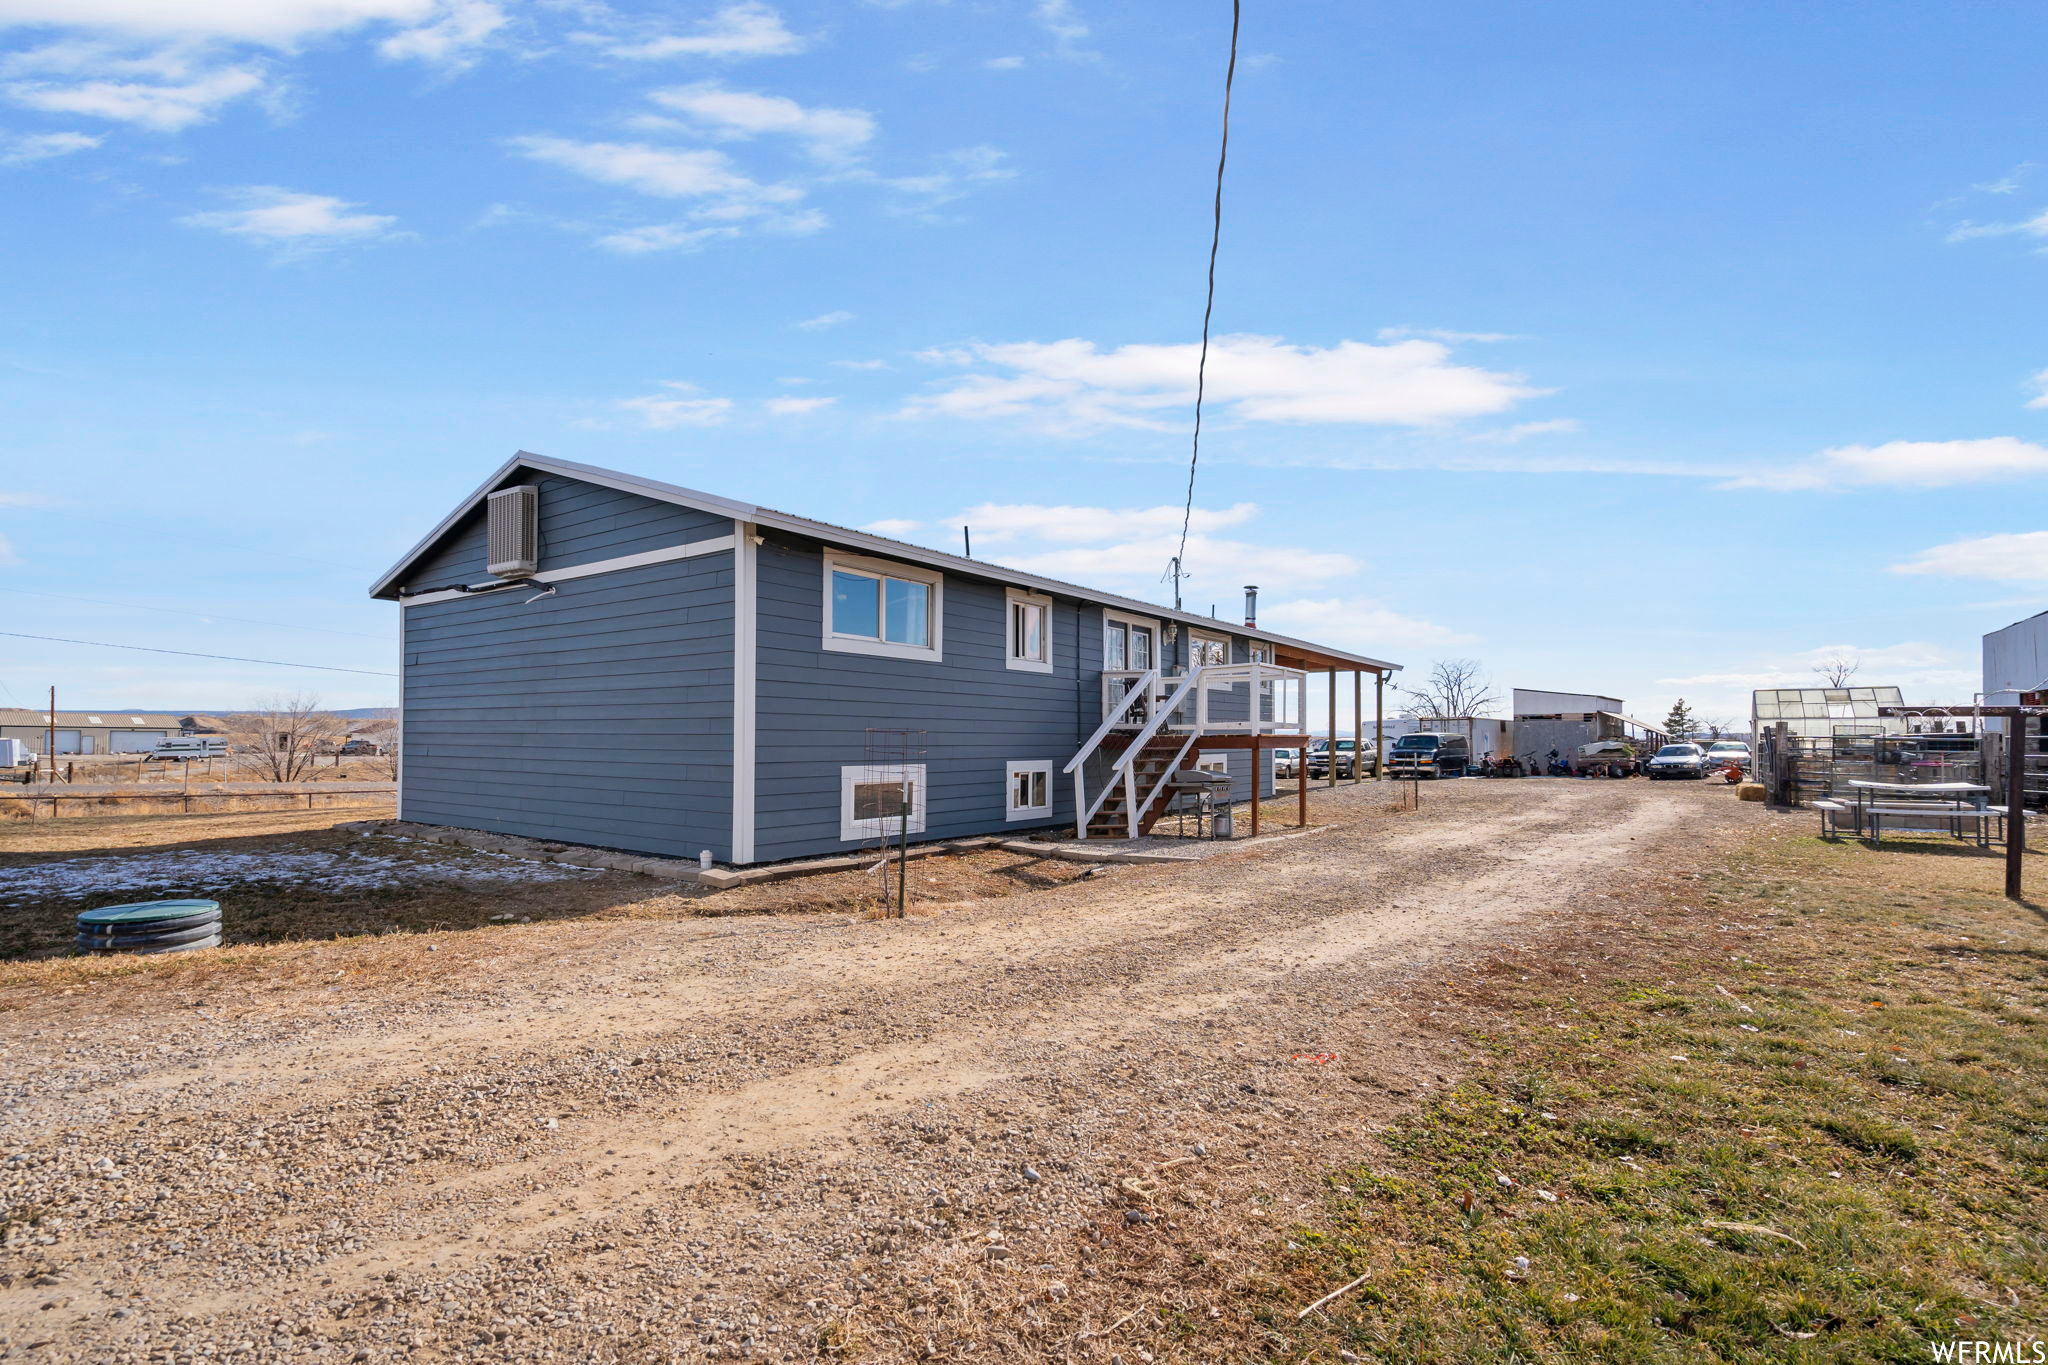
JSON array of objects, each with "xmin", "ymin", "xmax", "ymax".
[{"xmin": 3, "ymin": 0, "xmax": 2047, "ymax": 724}]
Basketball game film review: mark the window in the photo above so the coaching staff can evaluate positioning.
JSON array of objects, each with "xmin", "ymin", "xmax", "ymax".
[
  {"xmin": 840, "ymin": 764, "xmax": 927, "ymax": 841},
  {"xmin": 1103, "ymin": 613, "xmax": 1157, "ymax": 672},
  {"xmin": 1005, "ymin": 760, "xmax": 1053, "ymax": 820},
  {"xmin": 1006, "ymin": 590, "xmax": 1053, "ymax": 673},
  {"xmin": 1190, "ymin": 632, "xmax": 1230, "ymax": 668},
  {"xmin": 1248, "ymin": 643, "xmax": 1274, "ymax": 664},
  {"xmin": 823, "ymin": 553, "xmax": 942, "ymax": 661}
]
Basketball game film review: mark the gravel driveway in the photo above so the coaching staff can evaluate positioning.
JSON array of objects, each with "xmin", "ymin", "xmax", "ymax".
[{"xmin": 0, "ymin": 778, "xmax": 1758, "ymax": 1362}]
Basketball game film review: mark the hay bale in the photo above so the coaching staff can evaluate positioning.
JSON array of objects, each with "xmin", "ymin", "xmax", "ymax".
[{"xmin": 1736, "ymin": 782, "xmax": 1766, "ymax": 802}]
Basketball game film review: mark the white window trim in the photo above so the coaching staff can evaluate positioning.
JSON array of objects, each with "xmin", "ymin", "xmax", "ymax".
[
  {"xmin": 1102, "ymin": 610, "xmax": 1161, "ymax": 673},
  {"xmin": 1004, "ymin": 759, "xmax": 1054, "ymax": 821},
  {"xmin": 821, "ymin": 551, "xmax": 944, "ymax": 663},
  {"xmin": 1189, "ymin": 629, "xmax": 1232, "ymax": 669},
  {"xmin": 1005, "ymin": 589, "xmax": 1054, "ymax": 673},
  {"xmin": 840, "ymin": 763, "xmax": 928, "ymax": 842}
]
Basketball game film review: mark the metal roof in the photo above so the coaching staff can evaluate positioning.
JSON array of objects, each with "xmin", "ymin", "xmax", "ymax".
[
  {"xmin": 0, "ymin": 710, "xmax": 187, "ymax": 728},
  {"xmin": 370, "ymin": 452, "xmax": 1403, "ymax": 674}
]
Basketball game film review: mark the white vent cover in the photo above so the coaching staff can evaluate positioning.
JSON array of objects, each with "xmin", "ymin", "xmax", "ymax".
[{"xmin": 486, "ymin": 485, "xmax": 539, "ymax": 578}]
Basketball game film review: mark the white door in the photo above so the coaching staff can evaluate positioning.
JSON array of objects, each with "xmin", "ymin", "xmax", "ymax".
[{"xmin": 112, "ymin": 731, "xmax": 166, "ymax": 753}]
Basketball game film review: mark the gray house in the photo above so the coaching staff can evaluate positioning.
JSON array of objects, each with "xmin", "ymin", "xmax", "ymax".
[{"xmin": 371, "ymin": 453, "xmax": 1398, "ymax": 866}]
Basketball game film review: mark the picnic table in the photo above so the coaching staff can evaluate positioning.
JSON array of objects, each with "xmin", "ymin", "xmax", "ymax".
[{"xmin": 1813, "ymin": 780, "xmax": 1999, "ymax": 846}]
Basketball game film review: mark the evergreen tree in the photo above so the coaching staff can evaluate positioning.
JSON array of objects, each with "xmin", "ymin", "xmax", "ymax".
[{"xmin": 1663, "ymin": 699, "xmax": 1698, "ymax": 743}]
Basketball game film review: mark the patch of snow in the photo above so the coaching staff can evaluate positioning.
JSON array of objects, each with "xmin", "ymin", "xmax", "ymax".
[{"xmin": 1, "ymin": 849, "xmax": 599, "ymax": 903}]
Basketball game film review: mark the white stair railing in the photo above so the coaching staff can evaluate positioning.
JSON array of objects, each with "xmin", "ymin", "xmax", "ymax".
[{"xmin": 1065, "ymin": 668, "xmax": 1160, "ymax": 836}]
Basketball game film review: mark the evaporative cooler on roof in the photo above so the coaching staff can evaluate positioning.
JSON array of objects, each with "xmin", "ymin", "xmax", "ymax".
[{"xmin": 486, "ymin": 485, "xmax": 539, "ymax": 577}]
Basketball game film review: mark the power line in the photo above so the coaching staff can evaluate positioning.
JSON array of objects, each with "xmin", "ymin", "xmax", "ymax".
[
  {"xmin": 0, "ymin": 586, "xmax": 391, "ymax": 641},
  {"xmin": 0, "ymin": 631, "xmax": 397, "ymax": 678},
  {"xmin": 1172, "ymin": 0, "xmax": 1241, "ymax": 606}
]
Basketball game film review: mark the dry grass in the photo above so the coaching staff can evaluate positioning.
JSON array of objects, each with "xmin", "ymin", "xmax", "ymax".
[
  {"xmin": 0, "ymin": 809, "xmax": 1095, "ymax": 1003},
  {"xmin": 1244, "ymin": 828, "xmax": 2048, "ymax": 1362}
]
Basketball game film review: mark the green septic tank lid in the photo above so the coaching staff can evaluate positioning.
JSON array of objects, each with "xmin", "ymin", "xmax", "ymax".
[{"xmin": 77, "ymin": 899, "xmax": 221, "ymax": 927}]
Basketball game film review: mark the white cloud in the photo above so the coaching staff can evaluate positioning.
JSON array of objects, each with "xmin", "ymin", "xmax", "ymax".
[
  {"xmin": 594, "ymin": 222, "xmax": 738, "ymax": 254},
  {"xmin": 1659, "ymin": 644, "xmax": 1975, "ymax": 708},
  {"xmin": 903, "ymin": 333, "xmax": 1546, "ymax": 433},
  {"xmin": 586, "ymin": 2, "xmax": 803, "ymax": 61},
  {"xmin": 764, "ymin": 395, "xmax": 835, "ymax": 415},
  {"xmin": 1726, "ymin": 437, "xmax": 2048, "ymax": 491},
  {"xmin": 618, "ymin": 383, "xmax": 733, "ymax": 429},
  {"xmin": 956, "ymin": 500, "xmax": 1257, "ymax": 544},
  {"xmin": 833, "ymin": 358, "xmax": 889, "ymax": 370},
  {"xmin": 1947, "ymin": 208, "xmax": 2048, "ymax": 243},
  {"xmin": 2025, "ymin": 369, "xmax": 2048, "ymax": 411},
  {"xmin": 985, "ymin": 55, "xmax": 1024, "ymax": 70},
  {"xmin": 1258, "ymin": 596, "xmax": 1473, "ymax": 653},
  {"xmin": 1974, "ymin": 164, "xmax": 2037, "ymax": 195},
  {"xmin": 1376, "ymin": 326, "xmax": 1525, "ymax": 344},
  {"xmin": 1892, "ymin": 531, "xmax": 2048, "ymax": 582},
  {"xmin": 1032, "ymin": 0, "xmax": 1093, "ymax": 59},
  {"xmin": 179, "ymin": 186, "xmax": 398, "ymax": 245},
  {"xmin": 0, "ymin": 0, "xmax": 442, "ymax": 46},
  {"xmin": 0, "ymin": 532, "xmax": 16, "ymax": 565},
  {"xmin": 3, "ymin": 50, "xmax": 266, "ymax": 130},
  {"xmin": 861, "ymin": 518, "xmax": 922, "ymax": 537},
  {"xmin": 377, "ymin": 0, "xmax": 505, "ymax": 66},
  {"xmin": 0, "ymin": 128, "xmax": 99, "ymax": 162},
  {"xmin": 648, "ymin": 82, "xmax": 872, "ymax": 163},
  {"xmin": 796, "ymin": 310, "xmax": 853, "ymax": 330},
  {"xmin": 1467, "ymin": 418, "xmax": 1581, "ymax": 444},
  {"xmin": 510, "ymin": 135, "xmax": 796, "ymax": 202}
]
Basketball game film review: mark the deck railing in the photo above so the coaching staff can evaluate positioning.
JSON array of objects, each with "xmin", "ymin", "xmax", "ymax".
[{"xmin": 1070, "ymin": 664, "xmax": 1310, "ymax": 838}]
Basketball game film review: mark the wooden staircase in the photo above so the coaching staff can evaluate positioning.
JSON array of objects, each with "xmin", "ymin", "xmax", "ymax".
[{"xmin": 1086, "ymin": 734, "xmax": 1193, "ymax": 838}]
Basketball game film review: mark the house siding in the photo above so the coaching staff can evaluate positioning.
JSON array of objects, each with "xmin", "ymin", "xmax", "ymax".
[
  {"xmin": 397, "ymin": 475, "xmax": 739, "ymax": 860},
  {"xmin": 753, "ymin": 530, "xmax": 1090, "ymax": 861}
]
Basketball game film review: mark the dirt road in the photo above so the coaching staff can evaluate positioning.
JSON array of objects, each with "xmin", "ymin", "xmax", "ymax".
[{"xmin": 0, "ymin": 779, "xmax": 1761, "ymax": 1362}]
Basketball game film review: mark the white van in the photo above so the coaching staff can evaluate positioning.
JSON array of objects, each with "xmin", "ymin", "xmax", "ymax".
[{"xmin": 149, "ymin": 736, "xmax": 228, "ymax": 761}]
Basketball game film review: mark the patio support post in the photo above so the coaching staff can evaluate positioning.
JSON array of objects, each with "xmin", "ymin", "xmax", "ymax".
[
  {"xmin": 1374, "ymin": 670, "xmax": 1386, "ymax": 780},
  {"xmin": 1299, "ymin": 697, "xmax": 1311, "ymax": 827},
  {"xmin": 1249, "ymin": 737, "xmax": 1261, "ymax": 837},
  {"xmin": 2006, "ymin": 709, "xmax": 2027, "ymax": 902},
  {"xmin": 1327, "ymin": 669, "xmax": 1338, "ymax": 788},
  {"xmin": 1352, "ymin": 670, "xmax": 1364, "ymax": 784}
]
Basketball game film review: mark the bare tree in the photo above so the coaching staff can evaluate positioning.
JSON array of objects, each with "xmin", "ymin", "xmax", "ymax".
[
  {"xmin": 225, "ymin": 694, "xmax": 341, "ymax": 783},
  {"xmin": 1814, "ymin": 654, "xmax": 1860, "ymax": 688},
  {"xmin": 1400, "ymin": 659, "xmax": 1499, "ymax": 720},
  {"xmin": 1698, "ymin": 715, "xmax": 1743, "ymax": 741}
]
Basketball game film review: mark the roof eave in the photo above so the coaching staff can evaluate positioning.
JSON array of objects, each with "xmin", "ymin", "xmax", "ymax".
[{"xmin": 370, "ymin": 452, "xmax": 1401, "ymax": 672}]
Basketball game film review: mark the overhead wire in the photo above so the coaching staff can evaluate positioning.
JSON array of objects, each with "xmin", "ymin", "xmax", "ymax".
[
  {"xmin": 0, "ymin": 631, "xmax": 398, "ymax": 678},
  {"xmin": 1171, "ymin": 0, "xmax": 1242, "ymax": 602}
]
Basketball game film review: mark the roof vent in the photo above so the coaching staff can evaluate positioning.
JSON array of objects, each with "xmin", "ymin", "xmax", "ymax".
[{"xmin": 486, "ymin": 485, "xmax": 539, "ymax": 578}]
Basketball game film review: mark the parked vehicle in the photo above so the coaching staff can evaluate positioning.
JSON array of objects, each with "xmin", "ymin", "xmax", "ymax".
[
  {"xmin": 1387, "ymin": 732, "xmax": 1470, "ymax": 778},
  {"xmin": 1702, "ymin": 740, "xmax": 1751, "ymax": 771},
  {"xmin": 335, "ymin": 738, "xmax": 384, "ymax": 756},
  {"xmin": 148, "ymin": 736, "xmax": 229, "ymax": 761},
  {"xmin": 1273, "ymin": 748, "xmax": 1300, "ymax": 779},
  {"xmin": 1306, "ymin": 738, "xmax": 1366, "ymax": 778},
  {"xmin": 1574, "ymin": 739, "xmax": 1639, "ymax": 777},
  {"xmin": 0, "ymin": 738, "xmax": 35, "ymax": 767},
  {"xmin": 1646, "ymin": 742, "xmax": 1710, "ymax": 779}
]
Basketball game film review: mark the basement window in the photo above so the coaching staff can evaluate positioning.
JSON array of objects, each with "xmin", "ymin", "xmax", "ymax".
[
  {"xmin": 1005, "ymin": 760, "xmax": 1053, "ymax": 820},
  {"xmin": 824, "ymin": 552, "xmax": 943, "ymax": 662},
  {"xmin": 840, "ymin": 764, "xmax": 928, "ymax": 842}
]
